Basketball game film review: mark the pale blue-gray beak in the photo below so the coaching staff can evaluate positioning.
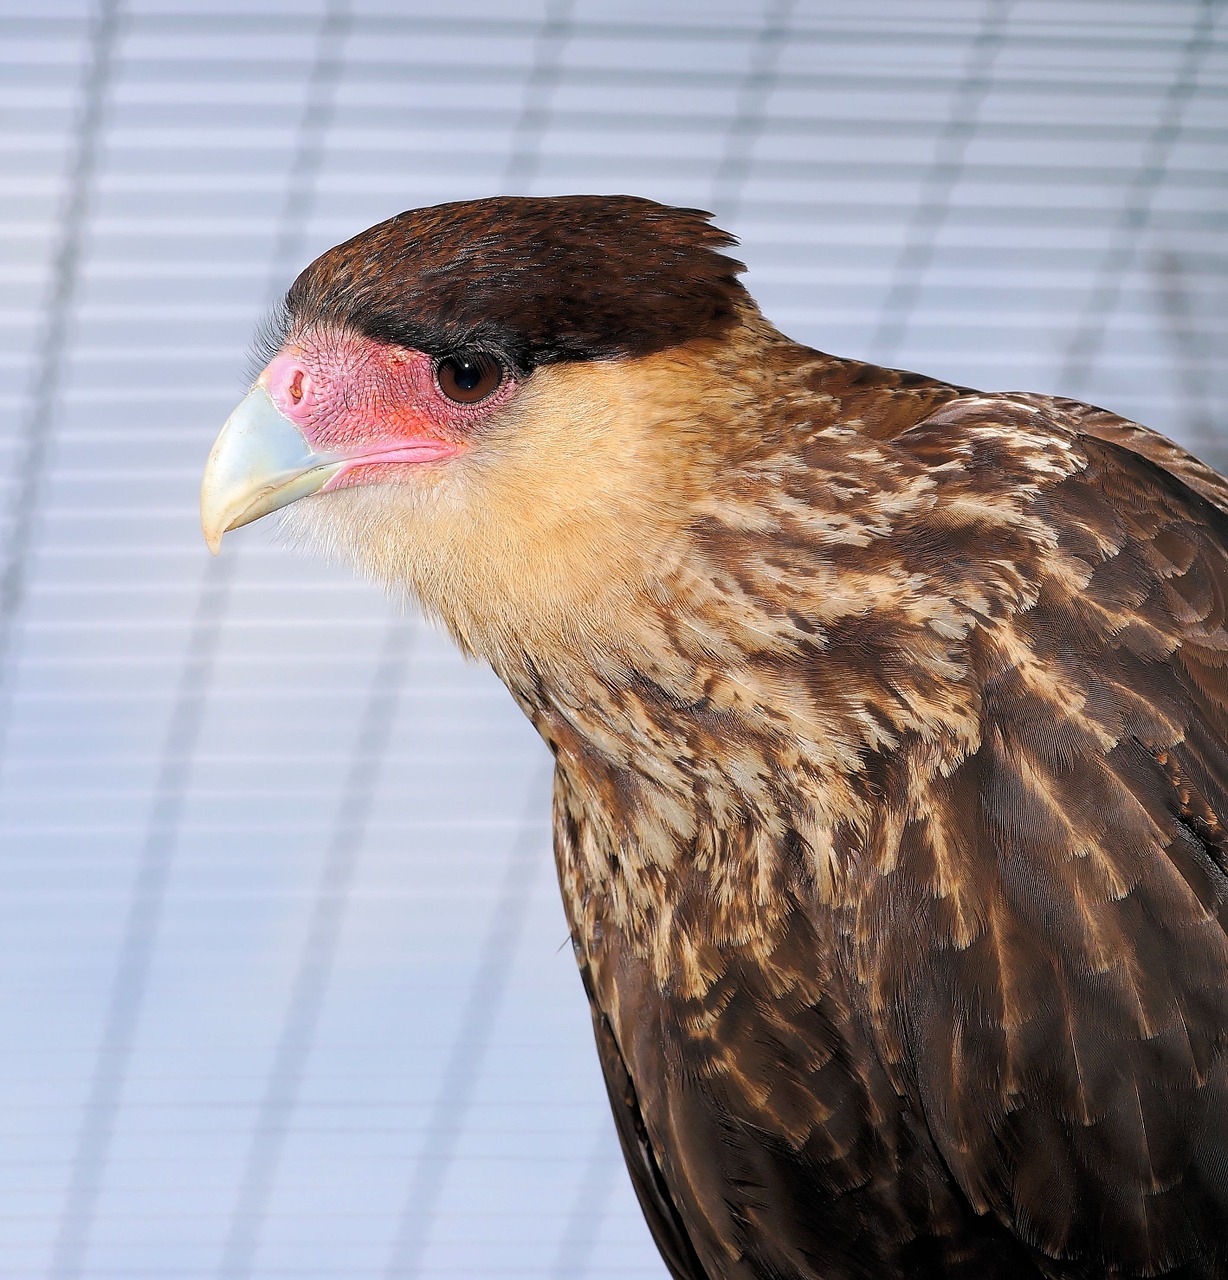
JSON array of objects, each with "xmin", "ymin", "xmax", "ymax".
[{"xmin": 200, "ymin": 386, "xmax": 343, "ymax": 554}]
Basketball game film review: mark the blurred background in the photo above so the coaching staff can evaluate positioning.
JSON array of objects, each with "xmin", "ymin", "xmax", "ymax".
[{"xmin": 1, "ymin": 1, "xmax": 1225, "ymax": 1276}]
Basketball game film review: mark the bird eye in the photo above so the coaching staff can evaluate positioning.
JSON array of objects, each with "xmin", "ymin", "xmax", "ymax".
[{"xmin": 436, "ymin": 353, "xmax": 503, "ymax": 404}]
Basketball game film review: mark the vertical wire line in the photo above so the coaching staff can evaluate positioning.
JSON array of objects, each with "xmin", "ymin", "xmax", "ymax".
[
  {"xmin": 47, "ymin": 533, "xmax": 228, "ymax": 1280},
  {"xmin": 547, "ymin": 1122, "xmax": 622, "ymax": 1280},
  {"xmin": 1058, "ymin": 0, "xmax": 1222, "ymax": 397},
  {"xmin": 0, "ymin": 0, "xmax": 120, "ymax": 782},
  {"xmin": 216, "ymin": 612, "xmax": 411, "ymax": 1280},
  {"xmin": 381, "ymin": 766, "xmax": 553, "ymax": 1280},
  {"xmin": 1153, "ymin": 249, "xmax": 1216, "ymax": 447},
  {"xmin": 32, "ymin": 5, "xmax": 135, "ymax": 1276},
  {"xmin": 709, "ymin": 0, "xmax": 796, "ymax": 230},
  {"xmin": 866, "ymin": 0, "xmax": 1013, "ymax": 368},
  {"xmin": 502, "ymin": 0, "xmax": 576, "ymax": 193}
]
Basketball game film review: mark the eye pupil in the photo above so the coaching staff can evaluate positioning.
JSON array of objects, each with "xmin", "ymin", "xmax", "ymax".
[
  {"xmin": 437, "ymin": 353, "xmax": 502, "ymax": 404},
  {"xmin": 454, "ymin": 360, "xmax": 481, "ymax": 391}
]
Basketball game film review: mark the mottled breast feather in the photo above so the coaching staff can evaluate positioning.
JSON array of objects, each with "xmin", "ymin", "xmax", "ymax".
[{"xmin": 282, "ymin": 195, "xmax": 747, "ymax": 374}]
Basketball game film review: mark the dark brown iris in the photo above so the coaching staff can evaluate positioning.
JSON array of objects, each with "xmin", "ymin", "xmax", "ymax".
[{"xmin": 436, "ymin": 353, "xmax": 503, "ymax": 404}]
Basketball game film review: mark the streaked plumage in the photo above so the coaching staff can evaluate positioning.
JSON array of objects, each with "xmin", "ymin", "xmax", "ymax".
[{"xmin": 201, "ymin": 196, "xmax": 1228, "ymax": 1279}]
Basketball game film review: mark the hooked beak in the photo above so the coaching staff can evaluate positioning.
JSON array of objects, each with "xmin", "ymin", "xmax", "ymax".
[{"xmin": 200, "ymin": 386, "xmax": 343, "ymax": 554}]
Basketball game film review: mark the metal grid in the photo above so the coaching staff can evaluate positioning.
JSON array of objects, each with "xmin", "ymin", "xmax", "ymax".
[{"xmin": 0, "ymin": 2, "xmax": 1225, "ymax": 1277}]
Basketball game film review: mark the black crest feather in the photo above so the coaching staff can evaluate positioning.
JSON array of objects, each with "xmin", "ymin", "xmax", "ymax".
[{"xmin": 284, "ymin": 195, "xmax": 748, "ymax": 373}]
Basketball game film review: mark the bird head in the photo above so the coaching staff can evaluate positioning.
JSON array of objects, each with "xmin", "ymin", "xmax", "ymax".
[{"xmin": 201, "ymin": 195, "xmax": 762, "ymax": 659}]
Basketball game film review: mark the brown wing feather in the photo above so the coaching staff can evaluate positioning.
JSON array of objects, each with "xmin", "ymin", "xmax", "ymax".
[
  {"xmin": 552, "ymin": 384, "xmax": 1228, "ymax": 1279},
  {"xmin": 575, "ymin": 954, "xmax": 712, "ymax": 1280},
  {"xmin": 1024, "ymin": 392, "xmax": 1228, "ymax": 516},
  {"xmin": 855, "ymin": 405, "xmax": 1228, "ymax": 1277}
]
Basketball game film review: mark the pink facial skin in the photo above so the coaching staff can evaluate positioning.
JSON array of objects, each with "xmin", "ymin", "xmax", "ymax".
[{"xmin": 258, "ymin": 328, "xmax": 517, "ymax": 490}]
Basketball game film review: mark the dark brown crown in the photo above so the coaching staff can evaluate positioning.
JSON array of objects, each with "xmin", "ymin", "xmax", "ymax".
[{"xmin": 283, "ymin": 195, "xmax": 748, "ymax": 374}]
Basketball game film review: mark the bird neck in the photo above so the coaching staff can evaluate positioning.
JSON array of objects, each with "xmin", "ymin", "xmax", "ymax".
[
  {"xmin": 304, "ymin": 305, "xmax": 983, "ymax": 954},
  {"xmin": 442, "ymin": 317, "xmax": 985, "ymax": 951}
]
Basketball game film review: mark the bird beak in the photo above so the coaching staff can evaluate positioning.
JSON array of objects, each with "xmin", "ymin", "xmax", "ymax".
[{"xmin": 200, "ymin": 386, "xmax": 343, "ymax": 554}]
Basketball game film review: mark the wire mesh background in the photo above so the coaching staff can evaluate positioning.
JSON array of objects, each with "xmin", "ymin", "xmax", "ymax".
[{"xmin": 1, "ymin": 1, "xmax": 1226, "ymax": 1277}]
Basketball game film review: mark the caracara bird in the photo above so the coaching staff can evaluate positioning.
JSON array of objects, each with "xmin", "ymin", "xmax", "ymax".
[{"xmin": 200, "ymin": 196, "xmax": 1228, "ymax": 1280}]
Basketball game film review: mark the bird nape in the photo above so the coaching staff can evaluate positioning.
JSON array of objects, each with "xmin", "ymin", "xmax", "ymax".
[{"xmin": 200, "ymin": 195, "xmax": 1228, "ymax": 1280}]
